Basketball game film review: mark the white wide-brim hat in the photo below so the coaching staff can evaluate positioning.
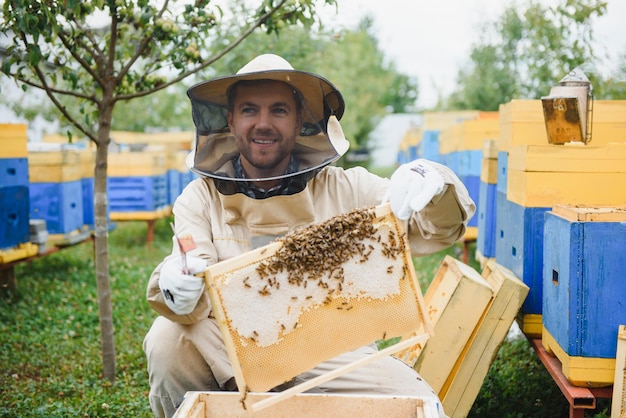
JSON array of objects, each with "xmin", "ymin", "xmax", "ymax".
[{"xmin": 186, "ymin": 54, "xmax": 349, "ymax": 182}]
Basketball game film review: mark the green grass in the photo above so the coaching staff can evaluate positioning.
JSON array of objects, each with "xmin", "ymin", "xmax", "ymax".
[{"xmin": 0, "ymin": 217, "xmax": 612, "ymax": 417}]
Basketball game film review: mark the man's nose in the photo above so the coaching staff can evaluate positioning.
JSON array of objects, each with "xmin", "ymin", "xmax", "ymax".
[{"xmin": 255, "ymin": 109, "xmax": 272, "ymax": 129}]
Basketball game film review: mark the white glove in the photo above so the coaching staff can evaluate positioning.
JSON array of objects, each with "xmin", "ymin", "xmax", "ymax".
[
  {"xmin": 158, "ymin": 256, "xmax": 208, "ymax": 315},
  {"xmin": 386, "ymin": 159, "xmax": 445, "ymax": 220}
]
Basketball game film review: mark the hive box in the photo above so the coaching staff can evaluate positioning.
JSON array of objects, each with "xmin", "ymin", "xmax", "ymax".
[
  {"xmin": 494, "ymin": 191, "xmax": 548, "ymax": 326},
  {"xmin": 476, "ymin": 181, "xmax": 497, "ymax": 259},
  {"xmin": 0, "ymin": 186, "xmax": 30, "ymax": 250},
  {"xmin": 497, "ymin": 100, "xmax": 626, "ymax": 152},
  {"xmin": 0, "ymin": 124, "xmax": 28, "ymax": 158},
  {"xmin": 0, "ymin": 158, "xmax": 29, "ymax": 188},
  {"xmin": 28, "ymin": 149, "xmax": 82, "ymax": 183},
  {"xmin": 29, "ymin": 180, "xmax": 84, "ymax": 235},
  {"xmin": 542, "ymin": 205, "xmax": 626, "ymax": 387}
]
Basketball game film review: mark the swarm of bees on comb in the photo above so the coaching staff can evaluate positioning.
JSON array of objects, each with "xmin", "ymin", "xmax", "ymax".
[{"xmin": 217, "ymin": 205, "xmax": 411, "ymax": 348}]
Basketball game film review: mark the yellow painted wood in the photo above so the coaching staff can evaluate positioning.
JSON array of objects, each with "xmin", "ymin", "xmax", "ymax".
[
  {"xmin": 517, "ymin": 313, "xmax": 542, "ymax": 337},
  {"xmin": 506, "ymin": 170, "xmax": 626, "ymax": 208},
  {"xmin": 482, "ymin": 139, "xmax": 499, "ymax": 159},
  {"xmin": 480, "ymin": 158, "xmax": 498, "ymax": 184},
  {"xmin": 497, "ymin": 100, "xmax": 626, "ymax": 152},
  {"xmin": 28, "ymin": 150, "xmax": 83, "ymax": 182},
  {"xmin": 611, "ymin": 325, "xmax": 626, "ymax": 418},
  {"xmin": 0, "ymin": 243, "xmax": 38, "ymax": 264},
  {"xmin": 413, "ymin": 256, "xmax": 493, "ymax": 394},
  {"xmin": 399, "ymin": 127, "xmax": 422, "ymax": 151},
  {"xmin": 551, "ymin": 204, "xmax": 626, "ymax": 222},
  {"xmin": 110, "ymin": 130, "xmax": 194, "ymax": 151},
  {"xmin": 542, "ymin": 327, "xmax": 615, "ymax": 387},
  {"xmin": 108, "ymin": 150, "xmax": 168, "ymax": 176},
  {"xmin": 109, "ymin": 207, "xmax": 172, "ymax": 221},
  {"xmin": 438, "ymin": 124, "xmax": 458, "ymax": 155},
  {"xmin": 0, "ymin": 124, "xmax": 28, "ymax": 158},
  {"xmin": 80, "ymin": 149, "xmax": 96, "ymax": 178},
  {"xmin": 508, "ymin": 143, "xmax": 626, "ymax": 173},
  {"xmin": 422, "ymin": 111, "xmax": 481, "ymax": 132},
  {"xmin": 441, "ymin": 260, "xmax": 529, "ymax": 417},
  {"xmin": 454, "ymin": 116, "xmax": 500, "ymax": 151}
]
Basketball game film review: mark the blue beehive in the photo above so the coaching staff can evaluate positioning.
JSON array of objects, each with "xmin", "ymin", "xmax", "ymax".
[
  {"xmin": 460, "ymin": 175, "xmax": 480, "ymax": 227},
  {"xmin": 476, "ymin": 181, "xmax": 497, "ymax": 258},
  {"xmin": 0, "ymin": 185, "xmax": 30, "ymax": 250},
  {"xmin": 29, "ymin": 181, "xmax": 84, "ymax": 235},
  {"xmin": 495, "ymin": 190, "xmax": 549, "ymax": 316},
  {"xmin": 458, "ymin": 150, "xmax": 482, "ymax": 177},
  {"xmin": 108, "ymin": 175, "xmax": 168, "ymax": 212},
  {"xmin": 543, "ymin": 207, "xmax": 626, "ymax": 359},
  {"xmin": 419, "ymin": 130, "xmax": 441, "ymax": 163},
  {"xmin": 496, "ymin": 151, "xmax": 508, "ymax": 194}
]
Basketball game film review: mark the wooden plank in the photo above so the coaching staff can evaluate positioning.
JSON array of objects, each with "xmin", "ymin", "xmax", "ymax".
[
  {"xmin": 413, "ymin": 256, "xmax": 493, "ymax": 393},
  {"xmin": 480, "ymin": 158, "xmax": 498, "ymax": 184},
  {"xmin": 612, "ymin": 325, "xmax": 626, "ymax": 418},
  {"xmin": 551, "ymin": 205, "xmax": 626, "ymax": 222},
  {"xmin": 508, "ymin": 143, "xmax": 626, "ymax": 173},
  {"xmin": 507, "ymin": 170, "xmax": 626, "ymax": 208},
  {"xmin": 174, "ymin": 392, "xmax": 439, "ymax": 418},
  {"xmin": 440, "ymin": 260, "xmax": 529, "ymax": 417},
  {"xmin": 0, "ymin": 124, "xmax": 28, "ymax": 158}
]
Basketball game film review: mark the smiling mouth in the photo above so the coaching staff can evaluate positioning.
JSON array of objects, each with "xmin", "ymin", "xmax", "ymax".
[{"xmin": 252, "ymin": 139, "xmax": 276, "ymax": 145}]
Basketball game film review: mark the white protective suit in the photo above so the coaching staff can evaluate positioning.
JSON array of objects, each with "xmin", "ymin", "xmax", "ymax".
[{"xmin": 144, "ymin": 162, "xmax": 475, "ymax": 418}]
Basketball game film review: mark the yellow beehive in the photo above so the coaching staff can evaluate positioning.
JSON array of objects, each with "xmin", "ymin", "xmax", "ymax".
[
  {"xmin": 422, "ymin": 111, "xmax": 481, "ymax": 132},
  {"xmin": 498, "ymin": 100, "xmax": 626, "ymax": 152},
  {"xmin": 453, "ymin": 114, "xmax": 500, "ymax": 151},
  {"xmin": 0, "ymin": 124, "xmax": 28, "ymax": 158},
  {"xmin": 108, "ymin": 148, "xmax": 167, "ymax": 176},
  {"xmin": 413, "ymin": 256, "xmax": 493, "ymax": 394},
  {"xmin": 173, "ymin": 392, "xmax": 441, "ymax": 418},
  {"xmin": 110, "ymin": 130, "xmax": 194, "ymax": 151},
  {"xmin": 439, "ymin": 260, "xmax": 529, "ymax": 417},
  {"xmin": 506, "ymin": 142, "xmax": 626, "ymax": 207},
  {"xmin": 28, "ymin": 149, "xmax": 82, "ymax": 183},
  {"xmin": 79, "ymin": 148, "xmax": 96, "ymax": 179}
]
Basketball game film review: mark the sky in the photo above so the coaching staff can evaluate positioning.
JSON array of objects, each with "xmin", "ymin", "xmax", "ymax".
[{"xmin": 320, "ymin": 0, "xmax": 626, "ymax": 109}]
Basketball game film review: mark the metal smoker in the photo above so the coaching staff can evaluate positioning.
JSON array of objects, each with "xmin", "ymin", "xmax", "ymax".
[{"xmin": 541, "ymin": 67, "xmax": 593, "ymax": 145}]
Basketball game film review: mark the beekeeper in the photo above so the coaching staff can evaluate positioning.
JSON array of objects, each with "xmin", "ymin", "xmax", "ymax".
[{"xmin": 143, "ymin": 54, "xmax": 475, "ymax": 418}]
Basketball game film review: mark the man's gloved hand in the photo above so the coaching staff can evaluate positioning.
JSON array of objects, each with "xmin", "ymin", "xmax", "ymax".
[
  {"xmin": 158, "ymin": 256, "xmax": 208, "ymax": 315},
  {"xmin": 386, "ymin": 159, "xmax": 445, "ymax": 220}
]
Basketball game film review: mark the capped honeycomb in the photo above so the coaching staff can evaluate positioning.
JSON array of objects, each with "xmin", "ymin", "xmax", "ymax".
[{"xmin": 204, "ymin": 203, "xmax": 431, "ymax": 394}]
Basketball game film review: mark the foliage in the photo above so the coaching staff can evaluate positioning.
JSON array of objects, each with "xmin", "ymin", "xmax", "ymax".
[
  {"xmin": 445, "ymin": 0, "xmax": 609, "ymax": 111},
  {"xmin": 0, "ymin": 0, "xmax": 337, "ymax": 382},
  {"xmin": 0, "ymin": 219, "xmax": 172, "ymax": 417},
  {"xmin": 200, "ymin": 16, "xmax": 418, "ymax": 148}
]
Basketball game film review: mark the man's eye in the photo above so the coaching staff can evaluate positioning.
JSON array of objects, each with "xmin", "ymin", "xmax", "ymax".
[{"xmin": 273, "ymin": 108, "xmax": 288, "ymax": 115}]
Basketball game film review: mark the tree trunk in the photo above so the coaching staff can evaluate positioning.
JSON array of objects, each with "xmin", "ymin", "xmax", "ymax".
[{"xmin": 94, "ymin": 126, "xmax": 116, "ymax": 383}]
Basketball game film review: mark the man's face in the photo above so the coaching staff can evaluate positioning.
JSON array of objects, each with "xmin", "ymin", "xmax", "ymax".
[{"xmin": 227, "ymin": 80, "xmax": 302, "ymax": 179}]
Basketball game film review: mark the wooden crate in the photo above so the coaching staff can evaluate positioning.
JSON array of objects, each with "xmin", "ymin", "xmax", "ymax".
[
  {"xmin": 0, "ymin": 186, "xmax": 30, "ymax": 250},
  {"xmin": 413, "ymin": 256, "xmax": 493, "ymax": 394},
  {"xmin": 508, "ymin": 143, "xmax": 626, "ymax": 173},
  {"xmin": 0, "ymin": 124, "xmax": 28, "ymax": 158},
  {"xmin": 439, "ymin": 260, "xmax": 529, "ymax": 417},
  {"xmin": 542, "ymin": 205, "xmax": 626, "ymax": 386},
  {"xmin": 173, "ymin": 392, "xmax": 441, "ymax": 418},
  {"xmin": 29, "ymin": 180, "xmax": 84, "ymax": 235}
]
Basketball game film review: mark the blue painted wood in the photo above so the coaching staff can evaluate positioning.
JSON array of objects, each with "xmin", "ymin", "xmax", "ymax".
[
  {"xmin": 497, "ymin": 151, "xmax": 508, "ymax": 194},
  {"xmin": 461, "ymin": 175, "xmax": 480, "ymax": 227},
  {"xmin": 167, "ymin": 169, "xmax": 183, "ymax": 206},
  {"xmin": 108, "ymin": 175, "xmax": 168, "ymax": 212},
  {"xmin": 495, "ymin": 191, "xmax": 549, "ymax": 314},
  {"xmin": 29, "ymin": 181, "xmax": 84, "ymax": 234},
  {"xmin": 477, "ymin": 181, "xmax": 497, "ymax": 257},
  {"xmin": 458, "ymin": 150, "xmax": 483, "ymax": 177},
  {"xmin": 418, "ymin": 130, "xmax": 441, "ymax": 163},
  {"xmin": 543, "ymin": 212, "xmax": 626, "ymax": 358},
  {"xmin": 0, "ymin": 157, "xmax": 29, "ymax": 188},
  {"xmin": 0, "ymin": 185, "xmax": 30, "ymax": 249}
]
